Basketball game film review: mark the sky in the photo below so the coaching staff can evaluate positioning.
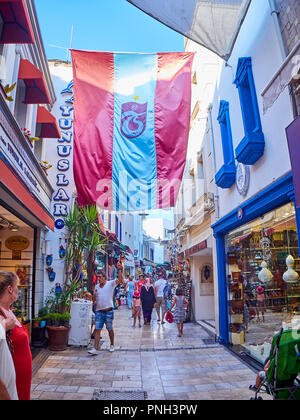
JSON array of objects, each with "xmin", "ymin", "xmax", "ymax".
[
  {"xmin": 35, "ymin": 0, "xmax": 179, "ymax": 234},
  {"xmin": 35, "ymin": 0, "xmax": 184, "ymax": 61}
]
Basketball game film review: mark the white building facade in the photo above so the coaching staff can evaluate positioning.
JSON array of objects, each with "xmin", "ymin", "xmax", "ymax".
[
  {"xmin": 0, "ymin": 0, "xmax": 59, "ymax": 333},
  {"xmin": 209, "ymin": 0, "xmax": 300, "ymax": 365}
]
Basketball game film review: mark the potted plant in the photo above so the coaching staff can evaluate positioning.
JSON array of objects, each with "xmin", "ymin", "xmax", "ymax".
[
  {"xmin": 60, "ymin": 312, "xmax": 71, "ymax": 327},
  {"xmin": 43, "ymin": 313, "xmax": 53, "ymax": 326},
  {"xmin": 52, "ymin": 313, "xmax": 61, "ymax": 327},
  {"xmin": 32, "ymin": 317, "xmax": 41, "ymax": 328},
  {"xmin": 63, "ymin": 204, "xmax": 107, "ymax": 346}
]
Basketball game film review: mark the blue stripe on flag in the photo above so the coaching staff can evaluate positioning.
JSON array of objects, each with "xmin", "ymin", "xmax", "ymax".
[{"xmin": 112, "ymin": 53, "xmax": 158, "ymax": 211}]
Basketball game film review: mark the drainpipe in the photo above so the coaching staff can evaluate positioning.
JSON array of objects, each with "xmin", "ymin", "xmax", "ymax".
[
  {"xmin": 268, "ymin": 0, "xmax": 287, "ymax": 60},
  {"xmin": 207, "ymin": 103, "xmax": 220, "ymax": 220}
]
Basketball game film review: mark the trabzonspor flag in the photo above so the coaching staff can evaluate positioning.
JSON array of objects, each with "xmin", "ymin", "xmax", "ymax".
[{"xmin": 71, "ymin": 50, "xmax": 194, "ymax": 211}]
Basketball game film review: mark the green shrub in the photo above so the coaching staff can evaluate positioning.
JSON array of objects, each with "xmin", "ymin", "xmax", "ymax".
[{"xmin": 61, "ymin": 313, "xmax": 71, "ymax": 321}]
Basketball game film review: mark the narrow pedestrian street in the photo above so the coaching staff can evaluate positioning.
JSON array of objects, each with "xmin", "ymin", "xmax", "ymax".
[{"xmin": 31, "ymin": 306, "xmax": 263, "ymax": 400}]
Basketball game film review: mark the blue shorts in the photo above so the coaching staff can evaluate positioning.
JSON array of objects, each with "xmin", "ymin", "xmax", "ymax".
[{"xmin": 95, "ymin": 310, "xmax": 114, "ymax": 331}]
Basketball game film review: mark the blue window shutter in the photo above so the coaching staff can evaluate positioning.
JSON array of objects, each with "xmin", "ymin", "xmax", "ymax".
[
  {"xmin": 234, "ymin": 57, "xmax": 265, "ymax": 165},
  {"xmin": 115, "ymin": 216, "xmax": 118, "ymax": 237},
  {"xmin": 215, "ymin": 100, "xmax": 236, "ymax": 189}
]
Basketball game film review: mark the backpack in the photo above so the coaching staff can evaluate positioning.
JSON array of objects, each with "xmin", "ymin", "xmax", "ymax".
[{"xmin": 163, "ymin": 281, "xmax": 172, "ymax": 299}]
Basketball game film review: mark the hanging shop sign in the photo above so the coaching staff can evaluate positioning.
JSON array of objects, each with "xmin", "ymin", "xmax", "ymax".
[
  {"xmin": 236, "ymin": 163, "xmax": 250, "ymax": 196},
  {"xmin": 52, "ymin": 81, "xmax": 74, "ymax": 225},
  {"xmin": 5, "ymin": 236, "xmax": 30, "ymax": 251},
  {"xmin": 0, "ymin": 125, "xmax": 51, "ymax": 208},
  {"xmin": 185, "ymin": 240, "xmax": 207, "ymax": 257}
]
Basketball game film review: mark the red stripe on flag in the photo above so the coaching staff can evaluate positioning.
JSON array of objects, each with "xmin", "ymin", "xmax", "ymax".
[
  {"xmin": 155, "ymin": 52, "xmax": 194, "ymax": 209},
  {"xmin": 72, "ymin": 49, "xmax": 114, "ymax": 209}
]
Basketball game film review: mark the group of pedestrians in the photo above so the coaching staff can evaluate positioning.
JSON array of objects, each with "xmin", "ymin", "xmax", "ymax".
[
  {"xmin": 0, "ymin": 271, "xmax": 32, "ymax": 400},
  {"xmin": 88, "ymin": 268, "xmax": 189, "ymax": 356},
  {"xmin": 125, "ymin": 272, "xmax": 170, "ymax": 326}
]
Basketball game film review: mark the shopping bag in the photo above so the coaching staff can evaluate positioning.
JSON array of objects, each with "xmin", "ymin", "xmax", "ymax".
[{"xmin": 165, "ymin": 311, "xmax": 174, "ymax": 324}]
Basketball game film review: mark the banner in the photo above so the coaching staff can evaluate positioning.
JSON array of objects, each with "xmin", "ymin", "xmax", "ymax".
[
  {"xmin": 127, "ymin": 0, "xmax": 251, "ymax": 60},
  {"xmin": 71, "ymin": 49, "xmax": 194, "ymax": 211}
]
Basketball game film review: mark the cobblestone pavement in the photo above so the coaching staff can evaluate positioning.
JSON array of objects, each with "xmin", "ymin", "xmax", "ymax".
[{"xmin": 31, "ymin": 306, "xmax": 266, "ymax": 400}]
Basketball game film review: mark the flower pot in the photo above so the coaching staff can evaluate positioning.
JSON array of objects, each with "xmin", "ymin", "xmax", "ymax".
[
  {"xmin": 59, "ymin": 247, "xmax": 66, "ymax": 259},
  {"xmin": 46, "ymin": 326, "xmax": 71, "ymax": 351},
  {"xmin": 46, "ymin": 255, "xmax": 53, "ymax": 266},
  {"xmin": 48, "ymin": 271, "xmax": 56, "ymax": 282}
]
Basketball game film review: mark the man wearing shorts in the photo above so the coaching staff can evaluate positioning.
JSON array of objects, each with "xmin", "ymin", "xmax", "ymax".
[
  {"xmin": 88, "ymin": 271, "xmax": 121, "ymax": 355},
  {"xmin": 154, "ymin": 272, "xmax": 167, "ymax": 324}
]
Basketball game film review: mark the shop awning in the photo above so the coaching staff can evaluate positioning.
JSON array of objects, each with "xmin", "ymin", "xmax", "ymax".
[
  {"xmin": 36, "ymin": 106, "xmax": 60, "ymax": 138},
  {"xmin": 18, "ymin": 59, "xmax": 51, "ymax": 104},
  {"xmin": 126, "ymin": 0, "xmax": 251, "ymax": 61},
  {"xmin": 0, "ymin": 0, "xmax": 34, "ymax": 44},
  {"xmin": 0, "ymin": 158, "xmax": 54, "ymax": 230}
]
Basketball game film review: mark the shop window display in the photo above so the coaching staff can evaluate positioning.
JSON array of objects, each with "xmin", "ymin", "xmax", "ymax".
[{"xmin": 225, "ymin": 202, "xmax": 300, "ymax": 364}]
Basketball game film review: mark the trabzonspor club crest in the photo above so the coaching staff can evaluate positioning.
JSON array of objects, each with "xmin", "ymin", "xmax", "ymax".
[{"xmin": 121, "ymin": 102, "xmax": 147, "ymax": 139}]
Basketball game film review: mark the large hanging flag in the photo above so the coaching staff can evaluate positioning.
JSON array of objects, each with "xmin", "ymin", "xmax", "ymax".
[
  {"xmin": 71, "ymin": 49, "xmax": 194, "ymax": 212},
  {"xmin": 126, "ymin": 0, "xmax": 251, "ymax": 61}
]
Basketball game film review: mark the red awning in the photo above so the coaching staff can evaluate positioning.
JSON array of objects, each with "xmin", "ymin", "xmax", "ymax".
[
  {"xmin": 18, "ymin": 59, "xmax": 51, "ymax": 104},
  {"xmin": 0, "ymin": 0, "xmax": 34, "ymax": 44},
  {"xmin": 36, "ymin": 106, "xmax": 60, "ymax": 138}
]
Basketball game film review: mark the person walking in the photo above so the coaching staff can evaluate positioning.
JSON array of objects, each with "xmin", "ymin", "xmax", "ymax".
[
  {"xmin": 169, "ymin": 288, "xmax": 189, "ymax": 337},
  {"xmin": 140, "ymin": 277, "xmax": 156, "ymax": 325},
  {"xmin": 135, "ymin": 275, "xmax": 145, "ymax": 293},
  {"xmin": 0, "ymin": 318, "xmax": 18, "ymax": 400},
  {"xmin": 126, "ymin": 276, "xmax": 135, "ymax": 309},
  {"xmin": 132, "ymin": 290, "xmax": 142, "ymax": 328},
  {"xmin": 88, "ymin": 271, "xmax": 121, "ymax": 355},
  {"xmin": 0, "ymin": 271, "xmax": 32, "ymax": 400},
  {"xmin": 154, "ymin": 271, "xmax": 168, "ymax": 324}
]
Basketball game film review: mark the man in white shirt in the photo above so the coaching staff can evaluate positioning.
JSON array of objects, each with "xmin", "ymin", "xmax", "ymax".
[
  {"xmin": 154, "ymin": 272, "xmax": 168, "ymax": 324},
  {"xmin": 88, "ymin": 271, "xmax": 121, "ymax": 355},
  {"xmin": 0, "ymin": 320, "xmax": 18, "ymax": 400}
]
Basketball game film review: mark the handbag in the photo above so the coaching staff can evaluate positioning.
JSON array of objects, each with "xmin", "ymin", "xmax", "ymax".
[{"xmin": 165, "ymin": 311, "xmax": 174, "ymax": 324}]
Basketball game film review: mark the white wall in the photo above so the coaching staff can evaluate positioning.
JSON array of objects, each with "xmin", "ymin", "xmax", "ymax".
[
  {"xmin": 211, "ymin": 0, "xmax": 293, "ymax": 219},
  {"xmin": 191, "ymin": 255, "xmax": 215, "ymax": 321}
]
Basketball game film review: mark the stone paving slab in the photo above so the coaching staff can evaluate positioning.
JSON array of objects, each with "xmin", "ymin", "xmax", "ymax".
[{"xmin": 32, "ymin": 306, "xmax": 270, "ymax": 400}]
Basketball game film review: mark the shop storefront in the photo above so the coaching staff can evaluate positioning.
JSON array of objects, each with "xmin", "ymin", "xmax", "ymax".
[
  {"xmin": 0, "ymin": 206, "xmax": 34, "ymax": 327},
  {"xmin": 212, "ymin": 173, "xmax": 300, "ymax": 365},
  {"xmin": 0, "ymin": 89, "xmax": 55, "ymax": 338}
]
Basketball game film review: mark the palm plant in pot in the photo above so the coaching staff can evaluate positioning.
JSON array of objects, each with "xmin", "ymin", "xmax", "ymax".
[
  {"xmin": 64, "ymin": 204, "xmax": 107, "ymax": 294},
  {"xmin": 45, "ymin": 204, "xmax": 106, "ymax": 350}
]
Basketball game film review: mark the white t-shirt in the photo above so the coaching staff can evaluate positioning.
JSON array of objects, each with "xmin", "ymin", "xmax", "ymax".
[
  {"xmin": 0, "ymin": 323, "xmax": 18, "ymax": 400},
  {"xmin": 95, "ymin": 280, "xmax": 117, "ymax": 311},
  {"xmin": 155, "ymin": 278, "xmax": 167, "ymax": 298}
]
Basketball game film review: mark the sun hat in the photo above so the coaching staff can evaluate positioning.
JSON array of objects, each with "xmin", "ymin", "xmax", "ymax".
[
  {"xmin": 256, "ymin": 286, "xmax": 264, "ymax": 294},
  {"xmin": 133, "ymin": 290, "xmax": 140, "ymax": 298}
]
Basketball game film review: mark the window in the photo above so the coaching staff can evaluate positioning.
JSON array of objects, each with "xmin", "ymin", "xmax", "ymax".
[
  {"xmin": 109, "ymin": 214, "xmax": 111, "ymax": 231},
  {"xmin": 14, "ymin": 78, "xmax": 28, "ymax": 129},
  {"xmin": 215, "ymin": 100, "xmax": 236, "ymax": 189},
  {"xmin": 33, "ymin": 138, "xmax": 44, "ymax": 161},
  {"xmin": 234, "ymin": 57, "xmax": 264, "ymax": 165},
  {"xmin": 115, "ymin": 215, "xmax": 118, "ymax": 237},
  {"xmin": 119, "ymin": 222, "xmax": 122, "ymax": 242},
  {"xmin": 150, "ymin": 248, "xmax": 154, "ymax": 261}
]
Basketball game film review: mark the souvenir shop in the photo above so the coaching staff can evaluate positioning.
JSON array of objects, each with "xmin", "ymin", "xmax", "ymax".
[
  {"xmin": 0, "ymin": 204, "xmax": 35, "ymax": 327},
  {"xmin": 213, "ymin": 174, "xmax": 300, "ymax": 365},
  {"xmin": 170, "ymin": 252, "xmax": 192, "ymax": 322}
]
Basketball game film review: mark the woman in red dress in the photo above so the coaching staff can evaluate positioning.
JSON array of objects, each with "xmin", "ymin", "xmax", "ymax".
[{"xmin": 0, "ymin": 271, "xmax": 32, "ymax": 400}]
